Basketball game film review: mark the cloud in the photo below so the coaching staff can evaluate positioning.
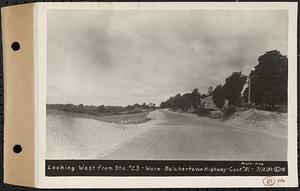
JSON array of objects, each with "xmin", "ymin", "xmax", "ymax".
[{"xmin": 47, "ymin": 10, "xmax": 288, "ymax": 106}]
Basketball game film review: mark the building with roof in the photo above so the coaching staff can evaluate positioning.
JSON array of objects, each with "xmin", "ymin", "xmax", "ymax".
[{"xmin": 200, "ymin": 96, "xmax": 219, "ymax": 111}]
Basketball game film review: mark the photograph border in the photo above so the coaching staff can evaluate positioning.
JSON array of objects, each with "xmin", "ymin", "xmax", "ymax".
[{"xmin": 36, "ymin": 2, "xmax": 298, "ymax": 188}]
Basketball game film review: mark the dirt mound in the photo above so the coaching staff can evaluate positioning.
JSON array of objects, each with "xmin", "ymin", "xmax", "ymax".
[{"xmin": 227, "ymin": 109, "xmax": 287, "ymax": 129}]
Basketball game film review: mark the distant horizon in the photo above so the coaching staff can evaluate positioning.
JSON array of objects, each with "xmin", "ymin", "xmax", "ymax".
[
  {"xmin": 46, "ymin": 102, "xmax": 157, "ymax": 107},
  {"xmin": 47, "ymin": 10, "xmax": 288, "ymax": 106},
  {"xmin": 47, "ymin": 86, "xmax": 210, "ymax": 106}
]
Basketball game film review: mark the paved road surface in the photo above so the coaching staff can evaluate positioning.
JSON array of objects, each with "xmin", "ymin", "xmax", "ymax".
[{"xmin": 101, "ymin": 109, "xmax": 287, "ymax": 160}]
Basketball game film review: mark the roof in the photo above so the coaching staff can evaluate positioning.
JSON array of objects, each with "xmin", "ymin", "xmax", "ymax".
[{"xmin": 200, "ymin": 95, "xmax": 214, "ymax": 103}]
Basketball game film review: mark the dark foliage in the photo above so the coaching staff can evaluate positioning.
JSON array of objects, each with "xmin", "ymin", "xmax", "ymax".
[
  {"xmin": 212, "ymin": 85, "xmax": 225, "ymax": 109},
  {"xmin": 212, "ymin": 72, "xmax": 247, "ymax": 108},
  {"xmin": 250, "ymin": 50, "xmax": 288, "ymax": 108},
  {"xmin": 160, "ymin": 88, "xmax": 204, "ymax": 112},
  {"xmin": 223, "ymin": 72, "xmax": 247, "ymax": 105}
]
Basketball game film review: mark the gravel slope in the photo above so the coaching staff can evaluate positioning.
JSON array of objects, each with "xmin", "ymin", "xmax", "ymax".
[{"xmin": 46, "ymin": 109, "xmax": 162, "ymax": 159}]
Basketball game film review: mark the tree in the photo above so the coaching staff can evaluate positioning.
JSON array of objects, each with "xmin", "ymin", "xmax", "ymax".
[
  {"xmin": 160, "ymin": 96, "xmax": 173, "ymax": 108},
  {"xmin": 133, "ymin": 103, "xmax": 140, "ymax": 108},
  {"xmin": 182, "ymin": 93, "xmax": 193, "ymax": 111},
  {"xmin": 250, "ymin": 50, "xmax": 288, "ymax": 108},
  {"xmin": 223, "ymin": 72, "xmax": 247, "ymax": 106},
  {"xmin": 171, "ymin": 93, "xmax": 184, "ymax": 109},
  {"xmin": 212, "ymin": 85, "xmax": 225, "ymax": 109},
  {"xmin": 190, "ymin": 88, "xmax": 201, "ymax": 110},
  {"xmin": 207, "ymin": 86, "xmax": 213, "ymax": 96},
  {"xmin": 142, "ymin": 103, "xmax": 148, "ymax": 109},
  {"xmin": 212, "ymin": 72, "xmax": 246, "ymax": 108},
  {"xmin": 160, "ymin": 101, "xmax": 168, "ymax": 108}
]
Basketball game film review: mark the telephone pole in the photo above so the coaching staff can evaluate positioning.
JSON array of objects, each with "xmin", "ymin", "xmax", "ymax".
[
  {"xmin": 247, "ymin": 74, "xmax": 258, "ymax": 105},
  {"xmin": 248, "ymin": 76, "xmax": 251, "ymax": 105}
]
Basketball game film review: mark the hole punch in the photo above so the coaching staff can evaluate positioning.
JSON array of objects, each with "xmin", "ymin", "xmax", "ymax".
[
  {"xmin": 11, "ymin": 42, "xmax": 20, "ymax": 51},
  {"xmin": 13, "ymin": 144, "xmax": 22, "ymax": 153}
]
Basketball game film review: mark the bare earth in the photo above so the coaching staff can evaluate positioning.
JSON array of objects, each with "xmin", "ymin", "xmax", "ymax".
[
  {"xmin": 100, "ymin": 109, "xmax": 287, "ymax": 160},
  {"xmin": 47, "ymin": 109, "xmax": 287, "ymax": 160}
]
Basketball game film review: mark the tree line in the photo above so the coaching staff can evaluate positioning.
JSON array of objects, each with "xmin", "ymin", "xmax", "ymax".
[
  {"xmin": 160, "ymin": 88, "xmax": 207, "ymax": 112},
  {"xmin": 160, "ymin": 50, "xmax": 288, "ymax": 113},
  {"xmin": 47, "ymin": 103, "xmax": 154, "ymax": 116}
]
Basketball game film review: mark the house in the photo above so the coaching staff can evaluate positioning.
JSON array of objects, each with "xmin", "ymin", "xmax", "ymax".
[{"xmin": 200, "ymin": 96, "xmax": 219, "ymax": 110}]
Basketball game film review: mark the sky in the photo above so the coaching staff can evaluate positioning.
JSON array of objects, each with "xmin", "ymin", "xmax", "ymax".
[{"xmin": 47, "ymin": 9, "xmax": 288, "ymax": 106}]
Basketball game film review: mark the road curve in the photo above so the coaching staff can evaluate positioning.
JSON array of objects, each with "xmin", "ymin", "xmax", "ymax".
[{"xmin": 100, "ymin": 109, "xmax": 287, "ymax": 161}]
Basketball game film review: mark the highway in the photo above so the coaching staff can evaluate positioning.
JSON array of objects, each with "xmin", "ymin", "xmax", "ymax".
[{"xmin": 101, "ymin": 109, "xmax": 287, "ymax": 160}]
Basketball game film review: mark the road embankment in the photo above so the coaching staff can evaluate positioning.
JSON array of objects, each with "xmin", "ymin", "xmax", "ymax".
[
  {"xmin": 224, "ymin": 109, "xmax": 287, "ymax": 138},
  {"xmin": 46, "ymin": 109, "xmax": 163, "ymax": 159}
]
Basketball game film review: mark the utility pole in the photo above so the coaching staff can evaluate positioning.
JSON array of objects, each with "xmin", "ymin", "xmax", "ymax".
[
  {"xmin": 247, "ymin": 74, "xmax": 258, "ymax": 105},
  {"xmin": 248, "ymin": 76, "xmax": 251, "ymax": 105}
]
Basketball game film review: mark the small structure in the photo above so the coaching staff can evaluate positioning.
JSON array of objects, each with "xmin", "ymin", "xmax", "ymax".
[
  {"xmin": 200, "ymin": 96, "xmax": 218, "ymax": 110},
  {"xmin": 222, "ymin": 99, "xmax": 229, "ymax": 110},
  {"xmin": 199, "ymin": 96, "xmax": 225, "ymax": 118},
  {"xmin": 210, "ymin": 110, "xmax": 223, "ymax": 118}
]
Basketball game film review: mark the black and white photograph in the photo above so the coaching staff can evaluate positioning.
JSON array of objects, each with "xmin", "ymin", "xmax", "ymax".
[{"xmin": 46, "ymin": 8, "xmax": 289, "ymax": 163}]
